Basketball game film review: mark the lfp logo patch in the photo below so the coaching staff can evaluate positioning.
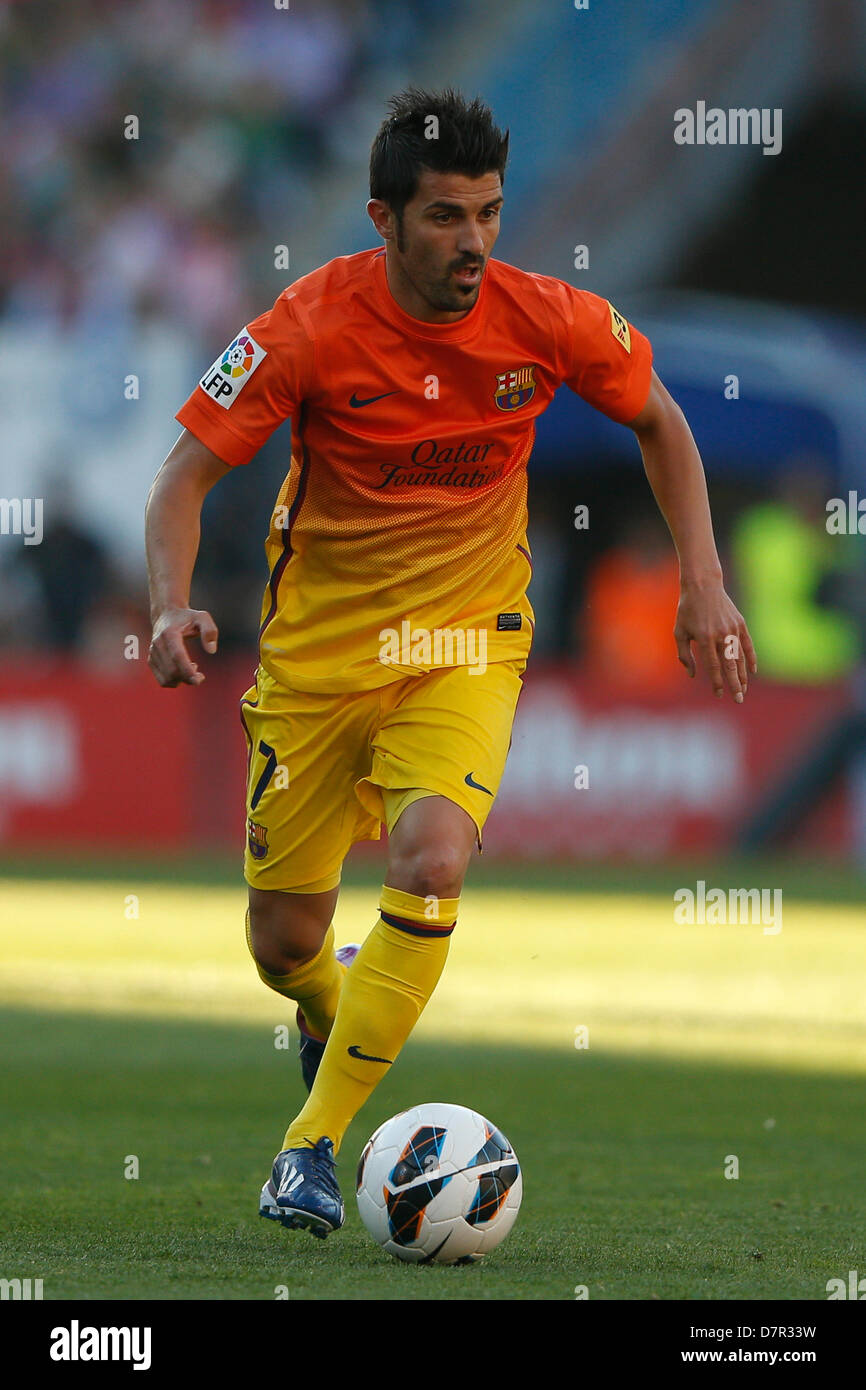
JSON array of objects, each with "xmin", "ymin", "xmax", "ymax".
[
  {"xmin": 494, "ymin": 365, "xmax": 536, "ymax": 412},
  {"xmin": 200, "ymin": 329, "xmax": 266, "ymax": 409},
  {"xmin": 221, "ymin": 334, "xmax": 257, "ymax": 378}
]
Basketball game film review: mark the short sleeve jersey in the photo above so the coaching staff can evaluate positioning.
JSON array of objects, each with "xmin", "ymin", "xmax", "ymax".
[{"xmin": 176, "ymin": 248, "xmax": 652, "ymax": 692}]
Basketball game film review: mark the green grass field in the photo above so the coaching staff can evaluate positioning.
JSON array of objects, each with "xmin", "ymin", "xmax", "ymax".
[{"xmin": 1, "ymin": 864, "xmax": 864, "ymax": 1300}]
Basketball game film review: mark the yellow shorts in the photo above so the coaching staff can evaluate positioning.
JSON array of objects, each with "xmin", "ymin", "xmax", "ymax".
[{"xmin": 239, "ymin": 659, "xmax": 526, "ymax": 893}]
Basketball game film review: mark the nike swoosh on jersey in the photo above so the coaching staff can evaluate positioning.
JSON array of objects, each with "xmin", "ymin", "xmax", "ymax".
[
  {"xmin": 464, "ymin": 772, "xmax": 493, "ymax": 795},
  {"xmin": 349, "ymin": 389, "xmax": 401, "ymax": 408},
  {"xmin": 347, "ymin": 1044, "xmax": 394, "ymax": 1064}
]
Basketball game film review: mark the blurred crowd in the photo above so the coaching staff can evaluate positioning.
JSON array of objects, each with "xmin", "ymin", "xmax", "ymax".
[
  {"xmin": 3, "ymin": 457, "xmax": 863, "ymax": 692},
  {"xmin": 0, "ymin": 0, "xmax": 456, "ymax": 663},
  {"xmin": 529, "ymin": 468, "xmax": 864, "ymax": 690},
  {"xmin": 1, "ymin": 0, "xmax": 863, "ymax": 694},
  {"xmin": 2, "ymin": 0, "xmax": 452, "ymax": 340}
]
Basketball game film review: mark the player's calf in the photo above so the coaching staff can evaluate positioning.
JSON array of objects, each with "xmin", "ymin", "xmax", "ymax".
[
  {"xmin": 245, "ymin": 889, "xmax": 345, "ymax": 1043},
  {"xmin": 297, "ymin": 942, "xmax": 360, "ymax": 1091}
]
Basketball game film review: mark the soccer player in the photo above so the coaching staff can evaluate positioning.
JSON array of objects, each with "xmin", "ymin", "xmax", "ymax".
[{"xmin": 145, "ymin": 88, "xmax": 756, "ymax": 1238}]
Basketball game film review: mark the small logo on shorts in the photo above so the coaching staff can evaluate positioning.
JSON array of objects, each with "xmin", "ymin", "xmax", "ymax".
[
  {"xmin": 248, "ymin": 819, "xmax": 269, "ymax": 859},
  {"xmin": 464, "ymin": 772, "xmax": 493, "ymax": 795}
]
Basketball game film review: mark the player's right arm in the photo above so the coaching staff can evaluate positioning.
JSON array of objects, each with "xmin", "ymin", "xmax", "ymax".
[{"xmin": 145, "ymin": 429, "xmax": 232, "ymax": 688}]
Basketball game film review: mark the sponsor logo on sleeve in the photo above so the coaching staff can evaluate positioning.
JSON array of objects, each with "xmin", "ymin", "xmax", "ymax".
[
  {"xmin": 608, "ymin": 303, "xmax": 631, "ymax": 353},
  {"xmin": 200, "ymin": 330, "xmax": 267, "ymax": 409}
]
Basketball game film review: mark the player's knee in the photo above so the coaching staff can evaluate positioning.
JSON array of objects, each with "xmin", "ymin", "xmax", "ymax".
[
  {"xmin": 248, "ymin": 918, "xmax": 311, "ymax": 976},
  {"xmin": 247, "ymin": 893, "xmax": 328, "ymax": 975},
  {"xmin": 387, "ymin": 841, "xmax": 468, "ymax": 900}
]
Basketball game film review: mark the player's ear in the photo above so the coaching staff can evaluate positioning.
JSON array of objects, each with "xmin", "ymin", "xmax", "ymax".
[{"xmin": 367, "ymin": 198, "xmax": 395, "ymax": 242}]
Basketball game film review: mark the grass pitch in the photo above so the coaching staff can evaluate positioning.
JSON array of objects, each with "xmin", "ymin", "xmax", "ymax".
[{"xmin": 0, "ymin": 868, "xmax": 864, "ymax": 1300}]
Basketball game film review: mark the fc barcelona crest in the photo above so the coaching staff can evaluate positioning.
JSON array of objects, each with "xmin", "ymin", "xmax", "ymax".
[
  {"xmin": 494, "ymin": 364, "xmax": 536, "ymax": 412},
  {"xmin": 248, "ymin": 818, "xmax": 269, "ymax": 859}
]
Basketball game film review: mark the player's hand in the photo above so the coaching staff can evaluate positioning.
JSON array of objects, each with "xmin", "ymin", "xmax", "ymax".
[
  {"xmin": 148, "ymin": 607, "xmax": 218, "ymax": 687},
  {"xmin": 674, "ymin": 581, "xmax": 757, "ymax": 703}
]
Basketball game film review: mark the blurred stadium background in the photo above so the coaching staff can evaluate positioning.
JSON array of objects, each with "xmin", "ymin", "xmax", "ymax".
[
  {"xmin": 1, "ymin": 0, "xmax": 865, "ymax": 1301},
  {"xmin": 1, "ymin": 0, "xmax": 865, "ymax": 870}
]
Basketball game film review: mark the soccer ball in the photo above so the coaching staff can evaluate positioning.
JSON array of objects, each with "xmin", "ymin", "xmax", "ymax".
[{"xmin": 355, "ymin": 1102, "xmax": 522, "ymax": 1264}]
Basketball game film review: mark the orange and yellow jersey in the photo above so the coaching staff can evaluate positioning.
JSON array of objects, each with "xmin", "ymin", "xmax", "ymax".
[{"xmin": 176, "ymin": 247, "xmax": 652, "ymax": 692}]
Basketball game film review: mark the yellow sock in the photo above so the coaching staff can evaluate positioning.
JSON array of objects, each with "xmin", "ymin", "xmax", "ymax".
[
  {"xmin": 281, "ymin": 886, "xmax": 459, "ymax": 1154},
  {"xmin": 245, "ymin": 910, "xmax": 345, "ymax": 1041}
]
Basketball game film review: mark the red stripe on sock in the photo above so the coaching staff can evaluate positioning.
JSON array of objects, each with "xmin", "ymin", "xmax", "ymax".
[{"xmin": 380, "ymin": 910, "xmax": 455, "ymax": 937}]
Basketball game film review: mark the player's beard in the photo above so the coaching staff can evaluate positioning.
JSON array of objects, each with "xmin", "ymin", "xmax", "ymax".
[
  {"xmin": 407, "ymin": 251, "xmax": 485, "ymax": 315},
  {"xmin": 394, "ymin": 214, "xmax": 485, "ymax": 314},
  {"xmin": 427, "ymin": 277, "xmax": 482, "ymax": 313}
]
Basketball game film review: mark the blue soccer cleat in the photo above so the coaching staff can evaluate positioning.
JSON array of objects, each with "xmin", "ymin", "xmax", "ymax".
[
  {"xmin": 259, "ymin": 1138, "xmax": 345, "ymax": 1237},
  {"xmin": 296, "ymin": 942, "xmax": 359, "ymax": 1091}
]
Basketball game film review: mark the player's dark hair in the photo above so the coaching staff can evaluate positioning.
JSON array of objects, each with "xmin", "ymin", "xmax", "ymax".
[{"xmin": 370, "ymin": 87, "xmax": 508, "ymax": 235}]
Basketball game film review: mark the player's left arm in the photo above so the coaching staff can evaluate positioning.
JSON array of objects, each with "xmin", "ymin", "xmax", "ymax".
[{"xmin": 629, "ymin": 369, "xmax": 757, "ymax": 702}]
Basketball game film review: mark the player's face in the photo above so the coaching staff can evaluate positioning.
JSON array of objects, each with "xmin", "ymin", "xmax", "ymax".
[{"xmin": 372, "ymin": 170, "xmax": 503, "ymax": 323}]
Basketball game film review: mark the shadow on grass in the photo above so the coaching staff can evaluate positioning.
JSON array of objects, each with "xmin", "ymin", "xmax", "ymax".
[{"xmin": 0, "ymin": 1005, "xmax": 863, "ymax": 1300}]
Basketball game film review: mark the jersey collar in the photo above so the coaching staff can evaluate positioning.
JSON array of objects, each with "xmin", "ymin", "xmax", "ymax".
[{"xmin": 371, "ymin": 248, "xmax": 487, "ymax": 342}]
